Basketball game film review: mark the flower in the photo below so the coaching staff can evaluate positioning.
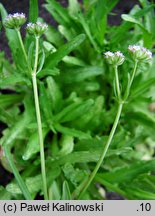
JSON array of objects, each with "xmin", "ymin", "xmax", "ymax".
[
  {"xmin": 128, "ymin": 45, "xmax": 152, "ymax": 62},
  {"xmin": 104, "ymin": 51, "xmax": 125, "ymax": 66},
  {"xmin": 26, "ymin": 22, "xmax": 48, "ymax": 37},
  {"xmin": 4, "ymin": 13, "xmax": 26, "ymax": 29}
]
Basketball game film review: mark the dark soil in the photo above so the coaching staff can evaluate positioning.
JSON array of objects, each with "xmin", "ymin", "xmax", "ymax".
[{"xmin": 0, "ymin": 0, "xmax": 139, "ymax": 199}]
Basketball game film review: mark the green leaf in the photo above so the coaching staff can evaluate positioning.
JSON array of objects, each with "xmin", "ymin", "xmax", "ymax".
[
  {"xmin": 61, "ymin": 181, "xmax": 71, "ymax": 200},
  {"xmin": 44, "ymin": 34, "xmax": 86, "ymax": 68},
  {"xmin": 46, "ymin": 76, "xmax": 62, "ymax": 112},
  {"xmin": 0, "ymin": 186, "xmax": 11, "ymax": 200},
  {"xmin": 54, "ymin": 99, "xmax": 94, "ymax": 123},
  {"xmin": 54, "ymin": 123, "xmax": 91, "ymax": 139},
  {"xmin": 0, "ymin": 75, "xmax": 30, "ymax": 89},
  {"xmin": 37, "ymin": 68, "xmax": 60, "ymax": 78},
  {"xmin": 122, "ymin": 14, "xmax": 145, "ymax": 28},
  {"xmin": 60, "ymin": 66, "xmax": 104, "ymax": 83},
  {"xmin": 57, "ymin": 135, "xmax": 74, "ymax": 156},
  {"xmin": 22, "ymin": 128, "xmax": 49, "ymax": 160},
  {"xmin": 49, "ymin": 181, "xmax": 61, "ymax": 200},
  {"xmin": 29, "ymin": 0, "xmax": 38, "ymax": 22},
  {"xmin": 45, "ymin": 0, "xmax": 71, "ymax": 25},
  {"xmin": 0, "ymin": 94, "xmax": 23, "ymax": 108},
  {"xmin": 62, "ymin": 163, "xmax": 86, "ymax": 186},
  {"xmin": 100, "ymin": 160, "xmax": 155, "ymax": 184},
  {"xmin": 131, "ymin": 78, "xmax": 155, "ymax": 99},
  {"xmin": 6, "ymin": 166, "xmax": 61, "ymax": 196}
]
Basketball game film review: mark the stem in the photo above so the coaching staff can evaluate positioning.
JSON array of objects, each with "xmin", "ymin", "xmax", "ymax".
[
  {"xmin": 123, "ymin": 60, "xmax": 138, "ymax": 101},
  {"xmin": 129, "ymin": 60, "xmax": 138, "ymax": 88},
  {"xmin": 114, "ymin": 65, "xmax": 121, "ymax": 100},
  {"xmin": 78, "ymin": 102, "xmax": 123, "ymax": 199},
  {"xmin": 32, "ymin": 36, "xmax": 48, "ymax": 200},
  {"xmin": 4, "ymin": 146, "xmax": 32, "ymax": 200},
  {"xmin": 16, "ymin": 29, "xmax": 28, "ymax": 62}
]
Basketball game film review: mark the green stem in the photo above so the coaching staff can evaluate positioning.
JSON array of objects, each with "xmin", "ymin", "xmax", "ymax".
[
  {"xmin": 114, "ymin": 65, "xmax": 121, "ymax": 100},
  {"xmin": 129, "ymin": 60, "xmax": 138, "ymax": 88},
  {"xmin": 78, "ymin": 102, "xmax": 123, "ymax": 199},
  {"xmin": 4, "ymin": 146, "xmax": 32, "ymax": 200},
  {"xmin": 123, "ymin": 60, "xmax": 138, "ymax": 100},
  {"xmin": 32, "ymin": 36, "xmax": 48, "ymax": 200},
  {"xmin": 16, "ymin": 28, "xmax": 28, "ymax": 62}
]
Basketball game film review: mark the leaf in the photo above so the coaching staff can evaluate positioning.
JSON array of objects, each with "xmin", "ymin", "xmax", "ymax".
[
  {"xmin": 68, "ymin": 0, "xmax": 81, "ymax": 19},
  {"xmin": 57, "ymin": 135, "xmax": 74, "ymax": 156},
  {"xmin": 0, "ymin": 186, "xmax": 11, "ymax": 200},
  {"xmin": 37, "ymin": 49, "xmax": 45, "ymax": 73},
  {"xmin": 131, "ymin": 78, "xmax": 155, "ymax": 99},
  {"xmin": 46, "ymin": 76, "xmax": 62, "ymax": 112},
  {"xmin": 122, "ymin": 14, "xmax": 145, "ymax": 28},
  {"xmin": 45, "ymin": 0, "xmax": 71, "ymax": 25},
  {"xmin": 54, "ymin": 123, "xmax": 91, "ymax": 139},
  {"xmin": 0, "ymin": 75, "xmax": 30, "ymax": 89},
  {"xmin": 6, "ymin": 166, "xmax": 61, "ymax": 196},
  {"xmin": 44, "ymin": 34, "xmax": 86, "ymax": 68},
  {"xmin": 62, "ymin": 56, "xmax": 86, "ymax": 66},
  {"xmin": 29, "ymin": 0, "xmax": 38, "ymax": 22},
  {"xmin": 44, "ymin": 26, "xmax": 64, "ymax": 46},
  {"xmin": 99, "ymin": 160, "xmax": 155, "ymax": 184},
  {"xmin": 54, "ymin": 99, "xmax": 94, "ymax": 123},
  {"xmin": 60, "ymin": 66, "xmax": 104, "ymax": 83},
  {"xmin": 22, "ymin": 128, "xmax": 49, "ymax": 160},
  {"xmin": 0, "ymin": 94, "xmax": 23, "ymax": 108},
  {"xmin": 127, "ymin": 111, "xmax": 155, "ymax": 138},
  {"xmin": 49, "ymin": 181, "xmax": 61, "ymax": 200},
  {"xmin": 62, "ymin": 163, "xmax": 86, "ymax": 186},
  {"xmin": 37, "ymin": 68, "xmax": 60, "ymax": 78},
  {"xmin": 27, "ymin": 41, "xmax": 35, "ymax": 69},
  {"xmin": 1, "ymin": 114, "xmax": 31, "ymax": 147},
  {"xmin": 61, "ymin": 181, "xmax": 71, "ymax": 200}
]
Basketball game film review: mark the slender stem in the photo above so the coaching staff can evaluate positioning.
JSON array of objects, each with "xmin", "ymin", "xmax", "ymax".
[
  {"xmin": 16, "ymin": 28, "xmax": 28, "ymax": 62},
  {"xmin": 114, "ymin": 65, "xmax": 121, "ymax": 100},
  {"xmin": 32, "ymin": 36, "xmax": 48, "ymax": 200},
  {"xmin": 78, "ymin": 102, "xmax": 123, "ymax": 199},
  {"xmin": 4, "ymin": 146, "xmax": 32, "ymax": 200},
  {"xmin": 129, "ymin": 60, "xmax": 138, "ymax": 88},
  {"xmin": 123, "ymin": 60, "xmax": 138, "ymax": 100}
]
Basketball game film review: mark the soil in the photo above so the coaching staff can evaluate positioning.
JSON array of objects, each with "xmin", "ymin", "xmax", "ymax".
[{"xmin": 0, "ymin": 0, "xmax": 139, "ymax": 199}]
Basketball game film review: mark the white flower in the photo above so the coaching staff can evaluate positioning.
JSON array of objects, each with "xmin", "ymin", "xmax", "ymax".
[
  {"xmin": 128, "ymin": 45, "xmax": 152, "ymax": 62},
  {"xmin": 26, "ymin": 22, "xmax": 48, "ymax": 36},
  {"xmin": 104, "ymin": 51, "xmax": 125, "ymax": 66},
  {"xmin": 4, "ymin": 13, "xmax": 26, "ymax": 29}
]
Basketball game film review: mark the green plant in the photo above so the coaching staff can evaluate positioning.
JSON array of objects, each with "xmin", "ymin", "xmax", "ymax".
[{"xmin": 0, "ymin": 0, "xmax": 155, "ymax": 200}]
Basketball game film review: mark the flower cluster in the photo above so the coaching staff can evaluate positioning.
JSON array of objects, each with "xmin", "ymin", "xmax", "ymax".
[
  {"xmin": 104, "ymin": 45, "xmax": 152, "ymax": 65},
  {"xmin": 128, "ymin": 45, "xmax": 152, "ymax": 62},
  {"xmin": 104, "ymin": 51, "xmax": 125, "ymax": 66},
  {"xmin": 4, "ymin": 13, "xmax": 26, "ymax": 29},
  {"xmin": 26, "ymin": 22, "xmax": 48, "ymax": 37},
  {"xmin": 4, "ymin": 13, "xmax": 48, "ymax": 37}
]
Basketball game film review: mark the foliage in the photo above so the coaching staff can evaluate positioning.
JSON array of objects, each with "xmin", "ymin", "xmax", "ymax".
[{"xmin": 0, "ymin": 0, "xmax": 155, "ymax": 200}]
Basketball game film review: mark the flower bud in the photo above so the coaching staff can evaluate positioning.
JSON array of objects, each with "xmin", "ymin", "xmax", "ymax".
[
  {"xmin": 4, "ymin": 13, "xmax": 26, "ymax": 29},
  {"xmin": 104, "ymin": 51, "xmax": 125, "ymax": 66},
  {"xmin": 128, "ymin": 45, "xmax": 152, "ymax": 62},
  {"xmin": 26, "ymin": 22, "xmax": 48, "ymax": 37}
]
